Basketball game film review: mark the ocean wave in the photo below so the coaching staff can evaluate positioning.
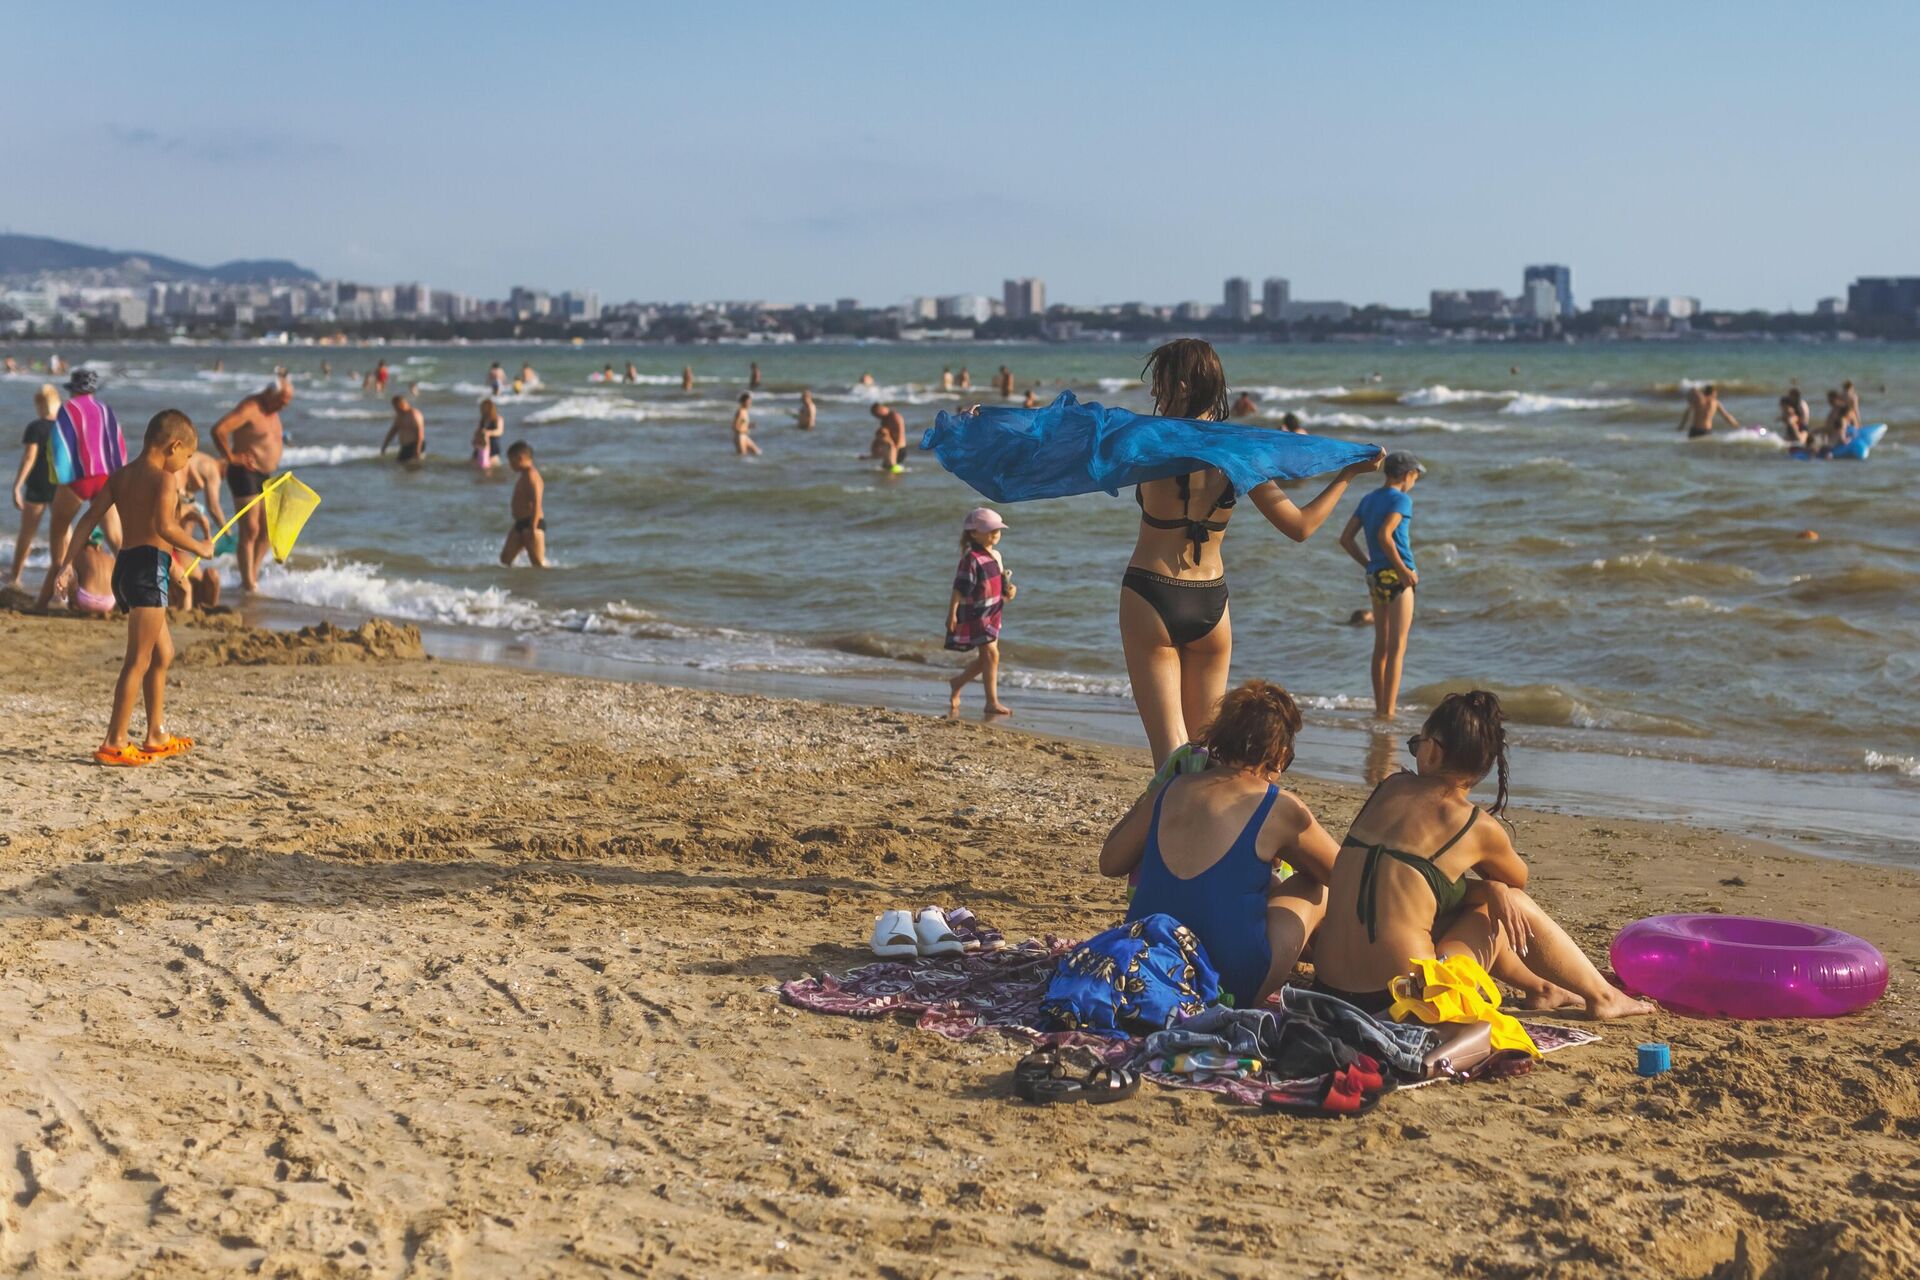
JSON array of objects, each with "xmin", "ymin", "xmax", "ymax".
[
  {"xmin": 1500, "ymin": 393, "xmax": 1633, "ymax": 415},
  {"xmin": 1665, "ymin": 595, "xmax": 1736, "ymax": 614},
  {"xmin": 818, "ymin": 383, "xmax": 946, "ymax": 406},
  {"xmin": 1285, "ymin": 410, "xmax": 1480, "ymax": 433},
  {"xmin": 1406, "ymin": 678, "xmax": 1711, "ymax": 738},
  {"xmin": 256, "ymin": 558, "xmax": 547, "ymax": 630},
  {"xmin": 1400, "ymin": 385, "xmax": 1513, "ymax": 407},
  {"xmin": 525, "ymin": 395, "xmax": 718, "ymax": 424},
  {"xmin": 1097, "ymin": 377, "xmax": 1137, "ymax": 394},
  {"xmin": 1864, "ymin": 750, "xmax": 1920, "ymax": 779},
  {"xmin": 1327, "ymin": 388, "xmax": 1404, "ymax": 405},
  {"xmin": 306, "ymin": 407, "xmax": 387, "ymax": 420},
  {"xmin": 1584, "ymin": 550, "xmax": 1757, "ymax": 588},
  {"xmin": 999, "ymin": 669, "xmax": 1132, "ymax": 698},
  {"xmin": 279, "ymin": 444, "xmax": 382, "ymax": 466},
  {"xmin": 1785, "ymin": 565, "xmax": 1920, "ymax": 606},
  {"xmin": 1240, "ymin": 384, "xmax": 1351, "ymax": 401}
]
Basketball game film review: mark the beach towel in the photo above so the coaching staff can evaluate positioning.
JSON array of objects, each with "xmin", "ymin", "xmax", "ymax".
[
  {"xmin": 919, "ymin": 391, "xmax": 1379, "ymax": 504},
  {"xmin": 47, "ymin": 395, "xmax": 124, "ymax": 485},
  {"xmin": 780, "ymin": 929, "xmax": 1599, "ymax": 1109}
]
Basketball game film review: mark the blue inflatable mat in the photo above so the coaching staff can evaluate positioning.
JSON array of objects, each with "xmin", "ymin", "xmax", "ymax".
[
  {"xmin": 920, "ymin": 391, "xmax": 1381, "ymax": 503},
  {"xmin": 1790, "ymin": 422, "xmax": 1886, "ymax": 462}
]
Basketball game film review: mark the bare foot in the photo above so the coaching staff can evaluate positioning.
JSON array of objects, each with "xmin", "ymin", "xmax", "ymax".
[
  {"xmin": 1517, "ymin": 983, "xmax": 1584, "ymax": 1013},
  {"xmin": 947, "ymin": 675, "xmax": 966, "ymax": 718},
  {"xmin": 1587, "ymin": 987, "xmax": 1657, "ymax": 1020},
  {"xmin": 984, "ymin": 702, "xmax": 1012, "ymax": 718}
]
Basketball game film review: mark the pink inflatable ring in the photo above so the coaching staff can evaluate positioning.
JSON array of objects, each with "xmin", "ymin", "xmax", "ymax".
[{"xmin": 1610, "ymin": 914, "xmax": 1887, "ymax": 1019}]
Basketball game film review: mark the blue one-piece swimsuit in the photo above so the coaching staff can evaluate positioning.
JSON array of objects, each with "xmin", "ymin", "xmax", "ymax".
[{"xmin": 1125, "ymin": 780, "xmax": 1278, "ymax": 1007}]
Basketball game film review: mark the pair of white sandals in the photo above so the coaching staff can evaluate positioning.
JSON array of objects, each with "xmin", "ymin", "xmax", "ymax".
[{"xmin": 870, "ymin": 907, "xmax": 964, "ymax": 958}]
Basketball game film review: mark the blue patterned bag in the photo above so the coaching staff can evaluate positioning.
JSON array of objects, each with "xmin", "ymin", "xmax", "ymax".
[{"xmin": 1040, "ymin": 914, "xmax": 1222, "ymax": 1036}]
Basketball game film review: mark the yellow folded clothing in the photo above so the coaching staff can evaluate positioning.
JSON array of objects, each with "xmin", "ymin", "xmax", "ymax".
[{"xmin": 1388, "ymin": 954, "xmax": 1540, "ymax": 1058}]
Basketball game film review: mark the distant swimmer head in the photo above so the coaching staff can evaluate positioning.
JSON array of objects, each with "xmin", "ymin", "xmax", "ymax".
[
  {"xmin": 1414, "ymin": 690, "xmax": 1510, "ymax": 816},
  {"xmin": 1194, "ymin": 680, "xmax": 1301, "ymax": 778},
  {"xmin": 1142, "ymin": 338, "xmax": 1228, "ymax": 422},
  {"xmin": 1384, "ymin": 450, "xmax": 1426, "ymax": 481},
  {"xmin": 66, "ymin": 368, "xmax": 101, "ymax": 396},
  {"xmin": 1279, "ymin": 411, "xmax": 1303, "ymax": 434}
]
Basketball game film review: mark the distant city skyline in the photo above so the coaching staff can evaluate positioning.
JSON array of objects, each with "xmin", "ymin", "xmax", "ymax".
[{"xmin": 3, "ymin": 3, "xmax": 1916, "ymax": 311}]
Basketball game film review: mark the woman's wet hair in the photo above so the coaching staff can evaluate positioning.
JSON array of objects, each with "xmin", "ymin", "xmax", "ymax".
[
  {"xmin": 1195, "ymin": 680, "xmax": 1300, "ymax": 775},
  {"xmin": 1420, "ymin": 690, "xmax": 1510, "ymax": 815},
  {"xmin": 1142, "ymin": 339, "xmax": 1229, "ymax": 421}
]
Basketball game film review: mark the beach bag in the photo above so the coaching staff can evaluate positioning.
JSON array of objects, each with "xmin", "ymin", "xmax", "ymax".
[
  {"xmin": 1040, "ymin": 914, "xmax": 1221, "ymax": 1036},
  {"xmin": 1387, "ymin": 955, "xmax": 1539, "ymax": 1058}
]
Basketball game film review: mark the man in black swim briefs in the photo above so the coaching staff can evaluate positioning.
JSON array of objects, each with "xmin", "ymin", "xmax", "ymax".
[
  {"xmin": 382, "ymin": 396, "xmax": 426, "ymax": 464},
  {"xmin": 209, "ymin": 380, "xmax": 290, "ymax": 592}
]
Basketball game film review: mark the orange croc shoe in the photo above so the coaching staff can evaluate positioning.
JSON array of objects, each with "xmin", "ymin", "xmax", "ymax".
[
  {"xmin": 95, "ymin": 744, "xmax": 155, "ymax": 767},
  {"xmin": 142, "ymin": 734, "xmax": 194, "ymax": 760}
]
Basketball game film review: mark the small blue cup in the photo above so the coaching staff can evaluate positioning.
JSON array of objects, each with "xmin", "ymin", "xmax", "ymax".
[{"xmin": 1636, "ymin": 1043, "xmax": 1671, "ymax": 1076}]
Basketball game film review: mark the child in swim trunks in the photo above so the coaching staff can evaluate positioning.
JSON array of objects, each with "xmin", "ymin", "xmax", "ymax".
[
  {"xmin": 946, "ymin": 507, "xmax": 1016, "ymax": 718},
  {"xmin": 500, "ymin": 441, "xmax": 547, "ymax": 567},
  {"xmin": 1339, "ymin": 450, "xmax": 1425, "ymax": 719},
  {"xmin": 50, "ymin": 409, "xmax": 213, "ymax": 765}
]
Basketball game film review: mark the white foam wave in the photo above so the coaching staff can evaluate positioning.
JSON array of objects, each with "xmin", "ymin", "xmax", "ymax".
[
  {"xmin": 1400, "ymin": 385, "xmax": 1513, "ymax": 406},
  {"xmin": 1241, "ymin": 384, "xmax": 1351, "ymax": 401},
  {"xmin": 1096, "ymin": 377, "xmax": 1136, "ymax": 393},
  {"xmin": 525, "ymin": 395, "xmax": 709, "ymax": 424},
  {"xmin": 589, "ymin": 372, "xmax": 680, "ymax": 385},
  {"xmin": 1296, "ymin": 693, "xmax": 1374, "ymax": 711},
  {"xmin": 820, "ymin": 383, "xmax": 945, "ymax": 406},
  {"xmin": 306, "ymin": 407, "xmax": 386, "ymax": 420},
  {"xmin": 256, "ymin": 558, "xmax": 547, "ymax": 630},
  {"xmin": 1284, "ymin": 411, "xmax": 1482, "ymax": 433},
  {"xmin": 999, "ymin": 669, "xmax": 1132, "ymax": 698},
  {"xmin": 1500, "ymin": 393, "xmax": 1632, "ymax": 415},
  {"xmin": 1665, "ymin": 595, "xmax": 1735, "ymax": 614},
  {"xmin": 279, "ymin": 444, "xmax": 382, "ymax": 466},
  {"xmin": 1864, "ymin": 750, "xmax": 1920, "ymax": 778}
]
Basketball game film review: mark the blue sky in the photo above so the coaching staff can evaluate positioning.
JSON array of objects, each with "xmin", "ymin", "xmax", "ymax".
[{"xmin": 4, "ymin": 1, "xmax": 1915, "ymax": 310}]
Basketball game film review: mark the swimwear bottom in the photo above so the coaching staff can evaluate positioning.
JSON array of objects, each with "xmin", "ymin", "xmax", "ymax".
[
  {"xmin": 1308, "ymin": 977, "xmax": 1397, "ymax": 1016},
  {"xmin": 1122, "ymin": 567, "xmax": 1227, "ymax": 647},
  {"xmin": 111, "ymin": 545, "xmax": 171, "ymax": 611},
  {"xmin": 23, "ymin": 473, "xmax": 56, "ymax": 505},
  {"xmin": 73, "ymin": 586, "xmax": 115, "ymax": 615},
  {"xmin": 69, "ymin": 474, "xmax": 109, "ymax": 502},
  {"xmin": 398, "ymin": 444, "xmax": 420, "ymax": 463},
  {"xmin": 228, "ymin": 464, "xmax": 269, "ymax": 501},
  {"xmin": 512, "ymin": 517, "xmax": 547, "ymax": 535},
  {"xmin": 1367, "ymin": 567, "xmax": 1414, "ymax": 609}
]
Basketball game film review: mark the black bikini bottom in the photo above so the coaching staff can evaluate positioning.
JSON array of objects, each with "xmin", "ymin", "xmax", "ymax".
[
  {"xmin": 1308, "ymin": 977, "xmax": 1396, "ymax": 1016},
  {"xmin": 1123, "ymin": 567, "xmax": 1228, "ymax": 647}
]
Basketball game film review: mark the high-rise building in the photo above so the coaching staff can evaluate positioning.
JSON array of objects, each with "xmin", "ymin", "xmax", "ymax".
[
  {"xmin": 1847, "ymin": 277, "xmax": 1920, "ymax": 317},
  {"xmin": 834, "ymin": 297, "xmax": 860, "ymax": 313},
  {"xmin": 936, "ymin": 294, "xmax": 994, "ymax": 324},
  {"xmin": 1003, "ymin": 278, "xmax": 1046, "ymax": 319},
  {"xmin": 1223, "ymin": 277, "xmax": 1252, "ymax": 322},
  {"xmin": 1522, "ymin": 279, "xmax": 1560, "ymax": 322},
  {"xmin": 1262, "ymin": 277, "xmax": 1291, "ymax": 320},
  {"xmin": 1523, "ymin": 265, "xmax": 1573, "ymax": 321},
  {"xmin": 394, "ymin": 282, "xmax": 432, "ymax": 316}
]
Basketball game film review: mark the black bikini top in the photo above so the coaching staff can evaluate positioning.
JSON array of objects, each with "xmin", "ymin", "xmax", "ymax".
[{"xmin": 1135, "ymin": 472, "xmax": 1237, "ymax": 565}]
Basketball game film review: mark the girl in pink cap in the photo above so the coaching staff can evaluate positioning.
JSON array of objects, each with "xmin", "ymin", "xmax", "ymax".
[{"xmin": 945, "ymin": 506, "xmax": 1017, "ymax": 717}]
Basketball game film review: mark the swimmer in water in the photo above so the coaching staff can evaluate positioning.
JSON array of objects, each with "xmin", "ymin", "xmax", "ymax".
[
  {"xmin": 869, "ymin": 402, "xmax": 907, "ymax": 470},
  {"xmin": 1230, "ymin": 391, "xmax": 1259, "ymax": 418},
  {"xmin": 682, "ymin": 365, "xmax": 694, "ymax": 392},
  {"xmin": 793, "ymin": 389, "xmax": 816, "ymax": 430},
  {"xmin": 381, "ymin": 395, "xmax": 426, "ymax": 464},
  {"xmin": 732, "ymin": 393, "xmax": 762, "ymax": 457},
  {"xmin": 1678, "ymin": 383, "xmax": 1737, "ymax": 439}
]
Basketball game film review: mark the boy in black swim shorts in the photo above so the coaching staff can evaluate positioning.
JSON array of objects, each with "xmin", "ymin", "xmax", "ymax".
[
  {"xmin": 1339, "ymin": 451, "xmax": 1425, "ymax": 719},
  {"xmin": 500, "ymin": 441, "xmax": 547, "ymax": 567},
  {"xmin": 51, "ymin": 410, "xmax": 214, "ymax": 766}
]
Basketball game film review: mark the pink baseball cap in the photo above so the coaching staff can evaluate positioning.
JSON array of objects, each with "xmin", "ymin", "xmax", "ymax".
[{"xmin": 962, "ymin": 507, "xmax": 1008, "ymax": 532}]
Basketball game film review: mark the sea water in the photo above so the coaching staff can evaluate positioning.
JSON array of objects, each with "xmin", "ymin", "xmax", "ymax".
[{"xmin": 5, "ymin": 341, "xmax": 1914, "ymax": 859}]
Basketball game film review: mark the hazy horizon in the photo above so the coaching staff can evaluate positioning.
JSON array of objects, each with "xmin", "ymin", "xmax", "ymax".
[{"xmin": 3, "ymin": 1, "xmax": 1915, "ymax": 310}]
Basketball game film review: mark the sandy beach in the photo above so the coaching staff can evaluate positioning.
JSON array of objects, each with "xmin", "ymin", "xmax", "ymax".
[{"xmin": 0, "ymin": 607, "xmax": 1915, "ymax": 1278}]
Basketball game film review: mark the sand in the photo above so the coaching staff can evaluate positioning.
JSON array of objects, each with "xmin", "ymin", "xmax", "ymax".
[{"xmin": 0, "ymin": 608, "xmax": 1914, "ymax": 1278}]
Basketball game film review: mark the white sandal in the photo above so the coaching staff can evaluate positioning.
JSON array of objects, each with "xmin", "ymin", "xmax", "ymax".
[
  {"xmin": 914, "ymin": 907, "xmax": 964, "ymax": 957},
  {"xmin": 870, "ymin": 909, "xmax": 919, "ymax": 958}
]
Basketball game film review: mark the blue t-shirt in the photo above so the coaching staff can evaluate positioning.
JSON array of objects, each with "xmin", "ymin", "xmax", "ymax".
[{"xmin": 1356, "ymin": 485, "xmax": 1414, "ymax": 573}]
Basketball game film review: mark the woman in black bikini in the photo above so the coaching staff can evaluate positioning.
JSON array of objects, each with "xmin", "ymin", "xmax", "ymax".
[
  {"xmin": 1122, "ymin": 339, "xmax": 1382, "ymax": 766},
  {"xmin": 1311, "ymin": 691, "xmax": 1654, "ymax": 1019}
]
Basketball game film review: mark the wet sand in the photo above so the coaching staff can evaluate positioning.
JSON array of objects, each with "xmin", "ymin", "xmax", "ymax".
[{"xmin": 0, "ymin": 609, "xmax": 1915, "ymax": 1278}]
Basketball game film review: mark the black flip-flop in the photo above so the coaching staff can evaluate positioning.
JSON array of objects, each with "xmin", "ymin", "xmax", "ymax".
[
  {"xmin": 1027, "ymin": 1063, "xmax": 1141, "ymax": 1105},
  {"xmin": 1014, "ymin": 1048, "xmax": 1099, "ymax": 1101}
]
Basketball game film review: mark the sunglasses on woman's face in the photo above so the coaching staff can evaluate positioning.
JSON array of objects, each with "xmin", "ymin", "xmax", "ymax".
[{"xmin": 1406, "ymin": 734, "xmax": 1426, "ymax": 756}]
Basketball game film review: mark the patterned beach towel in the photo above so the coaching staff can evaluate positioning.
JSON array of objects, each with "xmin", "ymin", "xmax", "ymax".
[{"xmin": 779, "ymin": 936, "xmax": 1601, "ymax": 1108}]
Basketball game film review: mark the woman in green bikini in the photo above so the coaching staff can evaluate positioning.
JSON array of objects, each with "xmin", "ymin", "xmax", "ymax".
[{"xmin": 1311, "ymin": 690, "xmax": 1653, "ymax": 1020}]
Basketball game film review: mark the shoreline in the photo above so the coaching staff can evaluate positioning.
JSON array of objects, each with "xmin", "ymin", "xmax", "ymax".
[
  {"xmin": 230, "ymin": 595, "xmax": 1919, "ymax": 868},
  {"xmin": 0, "ymin": 606, "xmax": 1915, "ymax": 1275}
]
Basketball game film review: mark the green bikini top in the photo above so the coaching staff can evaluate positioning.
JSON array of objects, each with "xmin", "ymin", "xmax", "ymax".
[{"xmin": 1341, "ymin": 778, "xmax": 1480, "ymax": 942}]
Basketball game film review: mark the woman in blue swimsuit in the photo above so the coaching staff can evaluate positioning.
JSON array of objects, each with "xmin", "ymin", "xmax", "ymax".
[
  {"xmin": 1099, "ymin": 680, "xmax": 1340, "ymax": 1007},
  {"xmin": 1121, "ymin": 340, "xmax": 1382, "ymax": 767}
]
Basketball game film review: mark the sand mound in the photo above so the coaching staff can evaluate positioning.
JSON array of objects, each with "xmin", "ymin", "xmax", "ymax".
[{"xmin": 182, "ymin": 618, "xmax": 425, "ymax": 666}]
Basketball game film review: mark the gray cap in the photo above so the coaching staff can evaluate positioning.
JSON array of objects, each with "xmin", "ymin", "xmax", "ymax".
[
  {"xmin": 66, "ymin": 368, "xmax": 101, "ymax": 395},
  {"xmin": 1383, "ymin": 450, "xmax": 1426, "ymax": 478}
]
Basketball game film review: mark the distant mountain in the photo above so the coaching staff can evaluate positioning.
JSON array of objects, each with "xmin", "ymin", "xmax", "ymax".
[{"xmin": 0, "ymin": 234, "xmax": 319, "ymax": 285}]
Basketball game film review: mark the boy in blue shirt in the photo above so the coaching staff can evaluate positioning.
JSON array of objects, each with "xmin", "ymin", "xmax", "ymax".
[{"xmin": 1339, "ymin": 451, "xmax": 1425, "ymax": 718}]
